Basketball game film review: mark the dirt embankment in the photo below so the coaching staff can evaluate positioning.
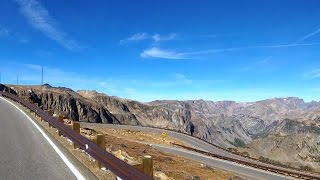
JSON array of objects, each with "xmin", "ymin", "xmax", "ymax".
[{"xmin": 83, "ymin": 125, "xmax": 236, "ymax": 180}]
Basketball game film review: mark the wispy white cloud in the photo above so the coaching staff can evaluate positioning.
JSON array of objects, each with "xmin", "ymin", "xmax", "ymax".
[
  {"xmin": 0, "ymin": 26, "xmax": 10, "ymax": 37},
  {"xmin": 203, "ymin": 33, "xmax": 235, "ymax": 38},
  {"xmin": 173, "ymin": 73, "xmax": 186, "ymax": 80},
  {"xmin": 120, "ymin": 32, "xmax": 177, "ymax": 44},
  {"xmin": 23, "ymin": 63, "xmax": 43, "ymax": 71},
  {"xmin": 121, "ymin": 32, "xmax": 235, "ymax": 45},
  {"xmin": 1, "ymin": 62, "xmax": 233, "ymax": 102},
  {"xmin": 261, "ymin": 42, "xmax": 320, "ymax": 48},
  {"xmin": 152, "ymin": 33, "xmax": 177, "ymax": 42},
  {"xmin": 139, "ymin": 42, "xmax": 320, "ymax": 60},
  {"xmin": 127, "ymin": 33, "xmax": 148, "ymax": 41},
  {"xmin": 190, "ymin": 33, "xmax": 237, "ymax": 39},
  {"xmin": 240, "ymin": 57, "xmax": 271, "ymax": 72},
  {"xmin": 0, "ymin": 26, "xmax": 30, "ymax": 43},
  {"xmin": 1, "ymin": 63, "xmax": 100, "ymax": 89},
  {"xmin": 173, "ymin": 73, "xmax": 192, "ymax": 84},
  {"xmin": 140, "ymin": 47, "xmax": 189, "ymax": 60},
  {"xmin": 119, "ymin": 33, "xmax": 148, "ymax": 44},
  {"xmin": 297, "ymin": 27, "xmax": 320, "ymax": 42},
  {"xmin": 14, "ymin": 0, "xmax": 82, "ymax": 51},
  {"xmin": 18, "ymin": 37, "xmax": 29, "ymax": 43},
  {"xmin": 184, "ymin": 42, "xmax": 320, "ymax": 56},
  {"xmin": 99, "ymin": 81, "xmax": 108, "ymax": 88},
  {"xmin": 303, "ymin": 68, "xmax": 320, "ymax": 79}
]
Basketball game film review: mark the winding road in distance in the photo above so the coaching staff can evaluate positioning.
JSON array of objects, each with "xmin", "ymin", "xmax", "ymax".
[
  {"xmin": 0, "ymin": 97, "xmax": 90, "ymax": 180},
  {"xmin": 82, "ymin": 123, "xmax": 298, "ymax": 180}
]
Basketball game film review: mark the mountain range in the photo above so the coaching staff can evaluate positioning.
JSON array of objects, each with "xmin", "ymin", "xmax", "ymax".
[{"xmin": 1, "ymin": 84, "xmax": 320, "ymax": 171}]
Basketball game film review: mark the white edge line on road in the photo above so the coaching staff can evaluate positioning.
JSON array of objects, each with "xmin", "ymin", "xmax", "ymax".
[{"xmin": 0, "ymin": 97, "xmax": 86, "ymax": 180}]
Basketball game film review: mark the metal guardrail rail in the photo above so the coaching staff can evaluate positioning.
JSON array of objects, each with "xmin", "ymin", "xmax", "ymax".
[
  {"xmin": 109, "ymin": 122, "xmax": 320, "ymax": 174},
  {"xmin": 171, "ymin": 142, "xmax": 320, "ymax": 180},
  {"xmin": 0, "ymin": 92, "xmax": 152, "ymax": 180}
]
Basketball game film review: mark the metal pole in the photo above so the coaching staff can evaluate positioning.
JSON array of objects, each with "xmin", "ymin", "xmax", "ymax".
[
  {"xmin": 41, "ymin": 66, "xmax": 43, "ymax": 86},
  {"xmin": 41, "ymin": 66, "xmax": 43, "ymax": 110}
]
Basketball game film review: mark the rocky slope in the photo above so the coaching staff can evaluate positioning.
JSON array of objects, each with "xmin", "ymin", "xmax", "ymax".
[
  {"xmin": 77, "ymin": 90, "xmax": 194, "ymax": 133},
  {"xmin": 2, "ymin": 84, "xmax": 320, "ymax": 146},
  {"xmin": 2, "ymin": 84, "xmax": 194, "ymax": 134},
  {"xmin": 2, "ymin": 84, "xmax": 320, "ymax": 171},
  {"xmin": 237, "ymin": 119, "xmax": 320, "ymax": 172},
  {"xmin": 150, "ymin": 98, "xmax": 320, "ymax": 146}
]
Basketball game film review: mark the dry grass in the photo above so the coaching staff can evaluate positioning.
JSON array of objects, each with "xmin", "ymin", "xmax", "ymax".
[
  {"xmin": 93, "ymin": 127, "xmax": 185, "ymax": 146},
  {"xmin": 86, "ymin": 126, "xmax": 235, "ymax": 180}
]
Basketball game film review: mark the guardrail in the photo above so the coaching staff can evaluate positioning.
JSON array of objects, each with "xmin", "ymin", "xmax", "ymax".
[
  {"xmin": 135, "ymin": 122, "xmax": 272, "ymax": 162},
  {"xmin": 84, "ymin": 121, "xmax": 320, "ymax": 179},
  {"xmin": 171, "ymin": 142, "xmax": 320, "ymax": 180},
  {"xmin": 0, "ymin": 91, "xmax": 152, "ymax": 180},
  {"xmin": 119, "ymin": 117, "xmax": 320, "ymax": 175}
]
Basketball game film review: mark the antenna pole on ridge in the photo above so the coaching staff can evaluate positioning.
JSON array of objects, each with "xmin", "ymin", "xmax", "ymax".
[{"xmin": 41, "ymin": 66, "xmax": 44, "ymax": 110}]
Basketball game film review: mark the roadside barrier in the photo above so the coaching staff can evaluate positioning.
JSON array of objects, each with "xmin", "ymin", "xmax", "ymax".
[
  {"xmin": 0, "ymin": 92, "xmax": 152, "ymax": 180},
  {"xmin": 171, "ymin": 142, "xmax": 320, "ymax": 180}
]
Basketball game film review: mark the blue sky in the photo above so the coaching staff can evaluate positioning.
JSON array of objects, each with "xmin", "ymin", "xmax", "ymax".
[{"xmin": 1, "ymin": 0, "xmax": 320, "ymax": 102}]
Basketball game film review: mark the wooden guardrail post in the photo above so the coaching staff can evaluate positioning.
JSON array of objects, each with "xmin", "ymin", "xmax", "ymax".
[
  {"xmin": 71, "ymin": 122, "xmax": 80, "ymax": 149},
  {"xmin": 46, "ymin": 110, "xmax": 54, "ymax": 116},
  {"xmin": 72, "ymin": 122, "xmax": 80, "ymax": 133},
  {"xmin": 56, "ymin": 115, "xmax": 64, "ymax": 136},
  {"xmin": 44, "ymin": 110, "xmax": 53, "ymax": 123},
  {"xmin": 132, "ymin": 162, "xmax": 143, "ymax": 172},
  {"xmin": 34, "ymin": 103, "xmax": 39, "ymax": 118},
  {"xmin": 142, "ymin": 155, "xmax": 153, "ymax": 177},
  {"xmin": 94, "ymin": 134, "xmax": 106, "ymax": 169}
]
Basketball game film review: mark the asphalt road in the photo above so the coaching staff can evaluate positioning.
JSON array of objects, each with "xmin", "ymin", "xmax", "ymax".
[
  {"xmin": 82, "ymin": 123, "xmax": 295, "ymax": 180},
  {"xmin": 152, "ymin": 144, "xmax": 292, "ymax": 180},
  {"xmin": 82, "ymin": 123, "xmax": 257, "ymax": 161},
  {"xmin": 0, "ymin": 97, "xmax": 77, "ymax": 180}
]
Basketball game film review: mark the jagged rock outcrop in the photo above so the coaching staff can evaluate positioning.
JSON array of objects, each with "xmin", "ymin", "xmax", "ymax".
[
  {"xmin": 0, "ymin": 84, "xmax": 18, "ymax": 95},
  {"xmin": 6, "ymin": 85, "xmax": 120, "ymax": 124},
  {"xmin": 77, "ymin": 90, "xmax": 194, "ymax": 133},
  {"xmin": 3, "ymin": 85, "xmax": 194, "ymax": 137}
]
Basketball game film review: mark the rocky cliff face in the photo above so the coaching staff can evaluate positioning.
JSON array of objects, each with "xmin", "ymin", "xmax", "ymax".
[
  {"xmin": 0, "ymin": 84, "xmax": 18, "ymax": 95},
  {"xmin": 4, "ymin": 85, "xmax": 194, "ymax": 136},
  {"xmin": 239, "ymin": 119, "xmax": 320, "ymax": 172},
  {"xmin": 10, "ymin": 85, "xmax": 120, "ymax": 124},
  {"xmin": 150, "ymin": 98, "xmax": 320, "ymax": 146},
  {"xmin": 77, "ymin": 90, "xmax": 194, "ymax": 133}
]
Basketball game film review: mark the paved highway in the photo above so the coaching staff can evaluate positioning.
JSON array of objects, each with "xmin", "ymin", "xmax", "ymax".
[
  {"xmin": 83, "ymin": 123, "xmax": 296, "ymax": 180},
  {"xmin": 152, "ymin": 144, "xmax": 292, "ymax": 180},
  {"xmin": 82, "ymin": 123, "xmax": 259, "ymax": 161},
  {"xmin": 0, "ymin": 97, "xmax": 82, "ymax": 180}
]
